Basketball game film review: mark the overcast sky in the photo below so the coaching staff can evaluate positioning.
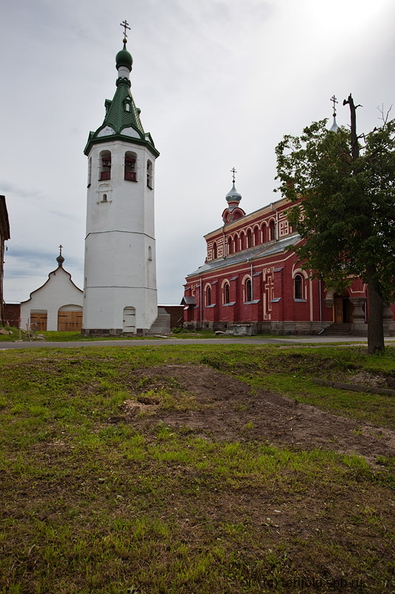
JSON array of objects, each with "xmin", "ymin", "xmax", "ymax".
[{"xmin": 1, "ymin": 0, "xmax": 394, "ymax": 304}]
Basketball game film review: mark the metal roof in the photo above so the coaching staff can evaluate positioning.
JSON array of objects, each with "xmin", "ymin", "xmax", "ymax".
[{"xmin": 186, "ymin": 233, "xmax": 301, "ymax": 278}]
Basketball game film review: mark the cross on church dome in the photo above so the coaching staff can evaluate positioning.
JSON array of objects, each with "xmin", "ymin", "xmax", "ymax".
[
  {"xmin": 120, "ymin": 19, "xmax": 131, "ymax": 42},
  {"xmin": 330, "ymin": 94, "xmax": 339, "ymax": 133},
  {"xmin": 231, "ymin": 167, "xmax": 237, "ymax": 184}
]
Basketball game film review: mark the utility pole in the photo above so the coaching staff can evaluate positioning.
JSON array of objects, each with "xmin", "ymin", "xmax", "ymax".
[{"xmin": 343, "ymin": 93, "xmax": 361, "ymax": 160}]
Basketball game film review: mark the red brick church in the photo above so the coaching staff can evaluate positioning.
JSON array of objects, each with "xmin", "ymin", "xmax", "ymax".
[{"xmin": 182, "ymin": 170, "xmax": 395, "ymax": 336}]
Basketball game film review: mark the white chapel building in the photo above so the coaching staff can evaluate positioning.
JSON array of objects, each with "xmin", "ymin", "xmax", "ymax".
[
  {"xmin": 82, "ymin": 26, "xmax": 161, "ymax": 336},
  {"xmin": 20, "ymin": 249, "xmax": 83, "ymax": 332}
]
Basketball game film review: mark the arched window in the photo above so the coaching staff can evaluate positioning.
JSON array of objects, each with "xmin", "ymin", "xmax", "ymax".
[
  {"xmin": 213, "ymin": 242, "xmax": 218, "ymax": 259},
  {"xmin": 239, "ymin": 232, "xmax": 245, "ymax": 251},
  {"xmin": 261, "ymin": 223, "xmax": 267, "ymax": 243},
  {"xmin": 294, "ymin": 274, "xmax": 303, "ymax": 300},
  {"xmin": 247, "ymin": 229, "xmax": 253, "ymax": 248},
  {"xmin": 269, "ymin": 220, "xmax": 276, "ymax": 241},
  {"xmin": 125, "ymin": 151, "xmax": 137, "ymax": 181},
  {"xmin": 206, "ymin": 285, "xmax": 212, "ymax": 306},
  {"xmin": 99, "ymin": 150, "xmax": 111, "ymax": 180},
  {"xmin": 245, "ymin": 278, "xmax": 252, "ymax": 302},
  {"xmin": 253, "ymin": 226, "xmax": 259, "ymax": 246},
  {"xmin": 147, "ymin": 160, "xmax": 153, "ymax": 189},
  {"xmin": 223, "ymin": 282, "xmax": 230, "ymax": 304},
  {"xmin": 228, "ymin": 236, "xmax": 234, "ymax": 255}
]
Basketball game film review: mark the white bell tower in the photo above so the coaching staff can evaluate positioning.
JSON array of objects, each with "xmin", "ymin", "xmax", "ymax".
[{"xmin": 82, "ymin": 22, "xmax": 159, "ymax": 335}]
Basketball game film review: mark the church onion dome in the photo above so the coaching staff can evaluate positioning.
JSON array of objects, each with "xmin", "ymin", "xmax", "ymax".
[
  {"xmin": 56, "ymin": 246, "xmax": 65, "ymax": 267},
  {"xmin": 226, "ymin": 182, "xmax": 242, "ymax": 205},
  {"xmin": 116, "ymin": 42, "xmax": 133, "ymax": 71},
  {"xmin": 222, "ymin": 174, "xmax": 245, "ymax": 224},
  {"xmin": 330, "ymin": 115, "xmax": 339, "ymax": 133}
]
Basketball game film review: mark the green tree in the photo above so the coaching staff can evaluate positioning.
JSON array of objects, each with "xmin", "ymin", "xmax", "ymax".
[{"xmin": 275, "ymin": 100, "xmax": 395, "ymax": 354}]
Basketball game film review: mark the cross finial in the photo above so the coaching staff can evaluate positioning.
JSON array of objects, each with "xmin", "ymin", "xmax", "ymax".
[
  {"xmin": 231, "ymin": 167, "xmax": 237, "ymax": 184},
  {"xmin": 120, "ymin": 19, "xmax": 131, "ymax": 42},
  {"xmin": 330, "ymin": 95, "xmax": 338, "ymax": 117},
  {"xmin": 59, "ymin": 244, "xmax": 63, "ymax": 256}
]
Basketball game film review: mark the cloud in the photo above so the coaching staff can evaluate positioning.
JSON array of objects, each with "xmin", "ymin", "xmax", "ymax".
[{"xmin": 1, "ymin": 0, "xmax": 394, "ymax": 304}]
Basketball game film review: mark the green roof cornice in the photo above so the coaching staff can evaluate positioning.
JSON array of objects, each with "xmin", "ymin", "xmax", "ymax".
[
  {"xmin": 84, "ymin": 131, "xmax": 159, "ymax": 158},
  {"xmin": 84, "ymin": 78, "xmax": 159, "ymax": 157}
]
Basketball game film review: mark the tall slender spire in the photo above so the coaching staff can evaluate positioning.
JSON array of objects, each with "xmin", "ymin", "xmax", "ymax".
[{"xmin": 83, "ymin": 22, "xmax": 158, "ymax": 158}]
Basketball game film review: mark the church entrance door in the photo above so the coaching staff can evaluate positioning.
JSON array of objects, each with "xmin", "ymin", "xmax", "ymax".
[
  {"xmin": 334, "ymin": 294, "xmax": 353, "ymax": 324},
  {"xmin": 30, "ymin": 311, "xmax": 47, "ymax": 331},
  {"xmin": 123, "ymin": 307, "xmax": 136, "ymax": 334}
]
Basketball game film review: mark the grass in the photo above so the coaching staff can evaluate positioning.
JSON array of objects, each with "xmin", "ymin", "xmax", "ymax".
[
  {"xmin": 200, "ymin": 345, "xmax": 395, "ymax": 428},
  {"xmin": 0, "ymin": 328, "xmax": 228, "ymax": 342},
  {"xmin": 0, "ymin": 344, "xmax": 394, "ymax": 593}
]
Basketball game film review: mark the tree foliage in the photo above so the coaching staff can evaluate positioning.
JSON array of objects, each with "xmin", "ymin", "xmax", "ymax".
[{"xmin": 275, "ymin": 115, "xmax": 395, "ymax": 353}]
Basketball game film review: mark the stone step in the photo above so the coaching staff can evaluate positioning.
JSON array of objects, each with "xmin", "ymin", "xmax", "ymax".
[
  {"xmin": 322, "ymin": 323, "xmax": 352, "ymax": 335},
  {"xmin": 148, "ymin": 307, "xmax": 171, "ymax": 335}
]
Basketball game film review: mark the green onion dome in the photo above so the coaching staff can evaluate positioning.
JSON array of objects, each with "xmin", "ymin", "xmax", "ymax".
[{"xmin": 116, "ymin": 42, "xmax": 133, "ymax": 71}]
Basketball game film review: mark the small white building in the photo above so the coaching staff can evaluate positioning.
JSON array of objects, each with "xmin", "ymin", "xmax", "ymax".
[{"xmin": 20, "ymin": 249, "xmax": 83, "ymax": 332}]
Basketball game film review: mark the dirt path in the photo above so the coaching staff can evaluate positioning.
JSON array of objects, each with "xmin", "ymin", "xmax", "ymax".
[{"xmin": 121, "ymin": 364, "xmax": 395, "ymax": 465}]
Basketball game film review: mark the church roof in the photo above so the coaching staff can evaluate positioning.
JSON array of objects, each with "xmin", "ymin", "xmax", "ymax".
[
  {"xmin": 84, "ymin": 39, "xmax": 159, "ymax": 158},
  {"xmin": 20, "ymin": 250, "xmax": 82, "ymax": 305},
  {"xmin": 186, "ymin": 234, "xmax": 301, "ymax": 278}
]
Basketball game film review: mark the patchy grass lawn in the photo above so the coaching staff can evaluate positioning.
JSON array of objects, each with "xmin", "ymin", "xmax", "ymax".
[{"xmin": 0, "ymin": 344, "xmax": 394, "ymax": 593}]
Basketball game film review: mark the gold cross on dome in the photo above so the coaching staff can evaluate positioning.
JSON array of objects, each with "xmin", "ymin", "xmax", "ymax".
[{"xmin": 120, "ymin": 19, "xmax": 131, "ymax": 40}]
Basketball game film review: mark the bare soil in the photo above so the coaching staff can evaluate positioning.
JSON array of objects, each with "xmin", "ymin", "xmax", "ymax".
[{"xmin": 119, "ymin": 364, "xmax": 395, "ymax": 466}]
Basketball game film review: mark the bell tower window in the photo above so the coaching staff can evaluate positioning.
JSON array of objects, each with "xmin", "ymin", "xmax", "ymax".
[
  {"xmin": 147, "ymin": 160, "xmax": 153, "ymax": 189},
  {"xmin": 87, "ymin": 157, "xmax": 92, "ymax": 188},
  {"xmin": 125, "ymin": 151, "xmax": 137, "ymax": 181},
  {"xmin": 99, "ymin": 150, "xmax": 111, "ymax": 181}
]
